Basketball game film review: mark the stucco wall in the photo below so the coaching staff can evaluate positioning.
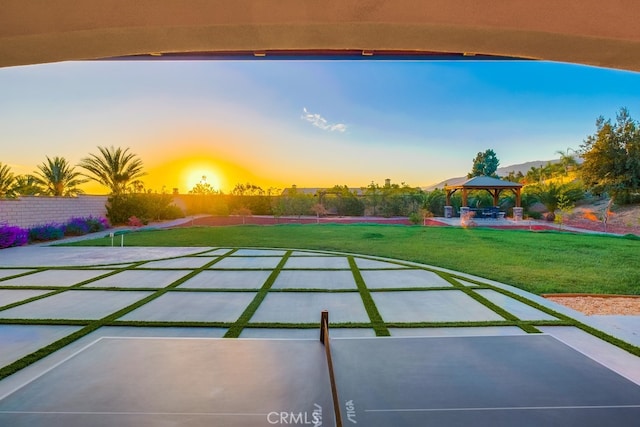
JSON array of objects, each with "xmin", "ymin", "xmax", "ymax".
[{"xmin": 0, "ymin": 195, "xmax": 108, "ymax": 229}]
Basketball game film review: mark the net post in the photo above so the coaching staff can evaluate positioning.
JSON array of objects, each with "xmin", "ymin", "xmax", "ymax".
[
  {"xmin": 320, "ymin": 310, "xmax": 329, "ymax": 344},
  {"xmin": 320, "ymin": 310, "xmax": 343, "ymax": 427}
]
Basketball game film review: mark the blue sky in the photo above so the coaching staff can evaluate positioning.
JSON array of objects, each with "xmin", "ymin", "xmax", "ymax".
[{"xmin": 1, "ymin": 59, "xmax": 640, "ymax": 193}]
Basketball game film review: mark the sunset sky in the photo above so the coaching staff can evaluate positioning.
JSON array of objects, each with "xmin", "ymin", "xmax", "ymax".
[{"xmin": 1, "ymin": 59, "xmax": 640, "ymax": 194}]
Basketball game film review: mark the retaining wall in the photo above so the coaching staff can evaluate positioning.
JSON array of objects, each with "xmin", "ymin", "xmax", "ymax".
[{"xmin": 0, "ymin": 195, "xmax": 108, "ymax": 228}]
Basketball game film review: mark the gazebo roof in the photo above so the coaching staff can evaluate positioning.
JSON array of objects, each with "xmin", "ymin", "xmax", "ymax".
[{"xmin": 445, "ymin": 176, "xmax": 523, "ymax": 190}]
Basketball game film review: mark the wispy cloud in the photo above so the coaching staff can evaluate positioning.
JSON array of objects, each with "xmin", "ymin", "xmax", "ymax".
[{"xmin": 301, "ymin": 107, "xmax": 347, "ymax": 132}]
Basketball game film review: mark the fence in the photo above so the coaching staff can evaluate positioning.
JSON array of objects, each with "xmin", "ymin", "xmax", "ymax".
[{"xmin": 0, "ymin": 195, "xmax": 108, "ymax": 229}]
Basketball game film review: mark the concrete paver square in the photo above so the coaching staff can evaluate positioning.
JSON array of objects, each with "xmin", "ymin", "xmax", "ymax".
[
  {"xmin": 284, "ymin": 256, "xmax": 350, "ymax": 269},
  {"xmin": 0, "ymin": 324, "xmax": 82, "ymax": 367},
  {"xmin": 139, "ymin": 258, "xmax": 214, "ymax": 269},
  {"xmin": 272, "ymin": 270, "xmax": 357, "ymax": 289},
  {"xmin": 195, "ymin": 248, "xmax": 231, "ymax": 256},
  {"xmin": 0, "ymin": 290, "xmax": 152, "ymax": 320},
  {"xmin": 361, "ymin": 269, "xmax": 453, "ymax": 289},
  {"xmin": 91, "ymin": 326, "xmax": 228, "ymax": 339},
  {"xmin": 250, "ymin": 292, "xmax": 369, "ymax": 323},
  {"xmin": 372, "ymin": 290, "xmax": 505, "ymax": 322},
  {"xmin": 119, "ymin": 292, "xmax": 257, "ymax": 322},
  {"xmin": 85, "ymin": 270, "xmax": 191, "ymax": 288},
  {"xmin": 0, "ymin": 269, "xmax": 34, "ymax": 280},
  {"xmin": 389, "ymin": 326, "xmax": 527, "ymax": 337},
  {"xmin": 0, "ymin": 269, "xmax": 113, "ymax": 287},
  {"xmin": 0, "ymin": 247, "xmax": 210, "ymax": 267},
  {"xmin": 456, "ymin": 279, "xmax": 480, "ymax": 287},
  {"xmin": 232, "ymin": 249, "xmax": 287, "ymax": 256},
  {"xmin": 0, "ymin": 289, "xmax": 51, "ymax": 308},
  {"xmin": 355, "ymin": 258, "xmax": 409, "ymax": 269},
  {"xmin": 475, "ymin": 289, "xmax": 558, "ymax": 321},
  {"xmin": 178, "ymin": 270, "xmax": 271, "ymax": 289},
  {"xmin": 290, "ymin": 251, "xmax": 332, "ymax": 256},
  {"xmin": 211, "ymin": 257, "xmax": 282, "ymax": 269}
]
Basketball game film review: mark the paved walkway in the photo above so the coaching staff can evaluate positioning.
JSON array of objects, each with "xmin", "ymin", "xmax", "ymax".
[{"xmin": 1, "ymin": 243, "xmax": 639, "ymax": 396}]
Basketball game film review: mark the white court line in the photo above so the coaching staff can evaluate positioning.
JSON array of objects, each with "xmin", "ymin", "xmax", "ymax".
[
  {"xmin": 366, "ymin": 404, "xmax": 640, "ymax": 413},
  {"xmin": 0, "ymin": 337, "xmax": 106, "ymax": 401},
  {"xmin": 0, "ymin": 411, "xmax": 267, "ymax": 417}
]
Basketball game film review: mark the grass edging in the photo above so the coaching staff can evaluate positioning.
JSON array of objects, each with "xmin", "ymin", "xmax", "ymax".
[
  {"xmin": 224, "ymin": 251, "xmax": 292, "ymax": 338},
  {"xmin": 349, "ymin": 257, "xmax": 390, "ymax": 336}
]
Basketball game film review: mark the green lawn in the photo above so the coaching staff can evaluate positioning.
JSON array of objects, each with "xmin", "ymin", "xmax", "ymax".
[{"xmin": 62, "ymin": 224, "xmax": 640, "ymax": 295}]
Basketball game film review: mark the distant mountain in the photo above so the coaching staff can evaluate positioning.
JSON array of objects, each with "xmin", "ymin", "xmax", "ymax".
[{"xmin": 424, "ymin": 159, "xmax": 560, "ymax": 191}]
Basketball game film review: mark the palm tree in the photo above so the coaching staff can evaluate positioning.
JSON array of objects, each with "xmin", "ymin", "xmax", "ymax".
[
  {"xmin": 0, "ymin": 162, "xmax": 17, "ymax": 197},
  {"xmin": 79, "ymin": 146, "xmax": 145, "ymax": 195},
  {"xmin": 12, "ymin": 174, "xmax": 42, "ymax": 196},
  {"xmin": 34, "ymin": 156, "xmax": 87, "ymax": 196},
  {"xmin": 555, "ymin": 148, "xmax": 579, "ymax": 176}
]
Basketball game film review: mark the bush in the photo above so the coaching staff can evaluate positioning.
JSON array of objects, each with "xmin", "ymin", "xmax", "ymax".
[
  {"xmin": 127, "ymin": 216, "xmax": 145, "ymax": 227},
  {"xmin": 526, "ymin": 211, "xmax": 543, "ymax": 220},
  {"xmin": 64, "ymin": 217, "xmax": 91, "ymax": 236},
  {"xmin": 0, "ymin": 216, "xmax": 111, "ymax": 248},
  {"xmin": 64, "ymin": 216, "xmax": 110, "ymax": 236},
  {"xmin": 86, "ymin": 216, "xmax": 110, "ymax": 232},
  {"xmin": 28, "ymin": 223, "xmax": 65, "ymax": 242},
  {"xmin": 408, "ymin": 212, "xmax": 423, "ymax": 225},
  {"xmin": 0, "ymin": 224, "xmax": 28, "ymax": 249},
  {"xmin": 107, "ymin": 193, "xmax": 185, "ymax": 225}
]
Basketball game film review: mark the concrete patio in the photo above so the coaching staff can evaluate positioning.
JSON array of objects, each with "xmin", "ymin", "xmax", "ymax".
[{"xmin": 0, "ymin": 245, "xmax": 639, "ymax": 425}]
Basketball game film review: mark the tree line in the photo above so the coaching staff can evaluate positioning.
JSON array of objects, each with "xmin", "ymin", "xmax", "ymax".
[
  {"xmin": 2, "ymin": 107, "xmax": 639, "ymax": 224},
  {"xmin": 0, "ymin": 146, "xmax": 144, "ymax": 198}
]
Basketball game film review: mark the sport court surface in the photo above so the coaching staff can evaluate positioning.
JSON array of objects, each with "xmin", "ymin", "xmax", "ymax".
[{"xmin": 1, "ymin": 246, "xmax": 639, "ymax": 426}]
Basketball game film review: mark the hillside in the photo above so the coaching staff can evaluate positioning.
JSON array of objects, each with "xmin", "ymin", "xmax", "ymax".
[{"xmin": 424, "ymin": 159, "xmax": 559, "ymax": 191}]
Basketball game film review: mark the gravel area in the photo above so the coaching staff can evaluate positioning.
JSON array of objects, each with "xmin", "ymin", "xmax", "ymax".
[{"xmin": 545, "ymin": 295, "xmax": 640, "ymax": 316}]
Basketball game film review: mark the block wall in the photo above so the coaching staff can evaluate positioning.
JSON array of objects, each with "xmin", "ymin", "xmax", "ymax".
[{"xmin": 0, "ymin": 196, "xmax": 108, "ymax": 228}]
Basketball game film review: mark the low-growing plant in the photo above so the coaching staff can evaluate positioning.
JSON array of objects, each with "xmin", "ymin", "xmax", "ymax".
[
  {"xmin": 127, "ymin": 216, "xmax": 145, "ymax": 227},
  {"xmin": 0, "ymin": 224, "xmax": 28, "ymax": 248},
  {"xmin": 64, "ymin": 216, "xmax": 110, "ymax": 236},
  {"xmin": 28, "ymin": 223, "xmax": 65, "ymax": 242},
  {"xmin": 64, "ymin": 217, "xmax": 91, "ymax": 236}
]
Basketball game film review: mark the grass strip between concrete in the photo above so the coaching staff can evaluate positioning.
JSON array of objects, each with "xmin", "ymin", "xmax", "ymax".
[
  {"xmin": 349, "ymin": 256, "xmax": 390, "ymax": 336},
  {"xmin": 223, "ymin": 251, "xmax": 292, "ymax": 338}
]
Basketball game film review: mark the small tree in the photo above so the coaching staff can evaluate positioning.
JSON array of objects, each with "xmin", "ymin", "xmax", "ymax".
[
  {"xmin": 311, "ymin": 203, "xmax": 328, "ymax": 223},
  {"xmin": 554, "ymin": 194, "xmax": 574, "ymax": 230},
  {"xmin": 468, "ymin": 149, "xmax": 500, "ymax": 178},
  {"xmin": 234, "ymin": 207, "xmax": 252, "ymax": 224}
]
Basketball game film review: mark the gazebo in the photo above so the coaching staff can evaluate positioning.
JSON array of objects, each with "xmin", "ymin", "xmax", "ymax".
[{"xmin": 444, "ymin": 176, "xmax": 524, "ymax": 220}]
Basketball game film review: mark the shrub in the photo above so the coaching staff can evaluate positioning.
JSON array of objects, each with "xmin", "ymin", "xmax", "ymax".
[
  {"xmin": 28, "ymin": 223, "xmax": 65, "ymax": 242},
  {"xmin": 127, "ymin": 216, "xmax": 145, "ymax": 227},
  {"xmin": 86, "ymin": 216, "xmax": 110, "ymax": 232},
  {"xmin": 408, "ymin": 212, "xmax": 422, "ymax": 225},
  {"xmin": 64, "ymin": 217, "xmax": 91, "ymax": 236},
  {"xmin": 0, "ymin": 224, "xmax": 28, "ymax": 249},
  {"xmin": 64, "ymin": 216, "xmax": 110, "ymax": 236},
  {"xmin": 107, "ymin": 193, "xmax": 185, "ymax": 225}
]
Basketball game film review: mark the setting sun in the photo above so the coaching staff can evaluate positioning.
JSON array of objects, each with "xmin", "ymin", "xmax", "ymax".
[{"xmin": 184, "ymin": 168, "xmax": 222, "ymax": 192}]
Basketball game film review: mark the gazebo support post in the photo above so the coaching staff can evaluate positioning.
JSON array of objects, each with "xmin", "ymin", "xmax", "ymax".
[{"xmin": 513, "ymin": 207, "xmax": 524, "ymax": 221}]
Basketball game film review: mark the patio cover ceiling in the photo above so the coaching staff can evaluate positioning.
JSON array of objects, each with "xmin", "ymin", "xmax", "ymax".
[
  {"xmin": 445, "ymin": 176, "xmax": 523, "ymax": 207},
  {"xmin": 2, "ymin": 0, "xmax": 640, "ymax": 71}
]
